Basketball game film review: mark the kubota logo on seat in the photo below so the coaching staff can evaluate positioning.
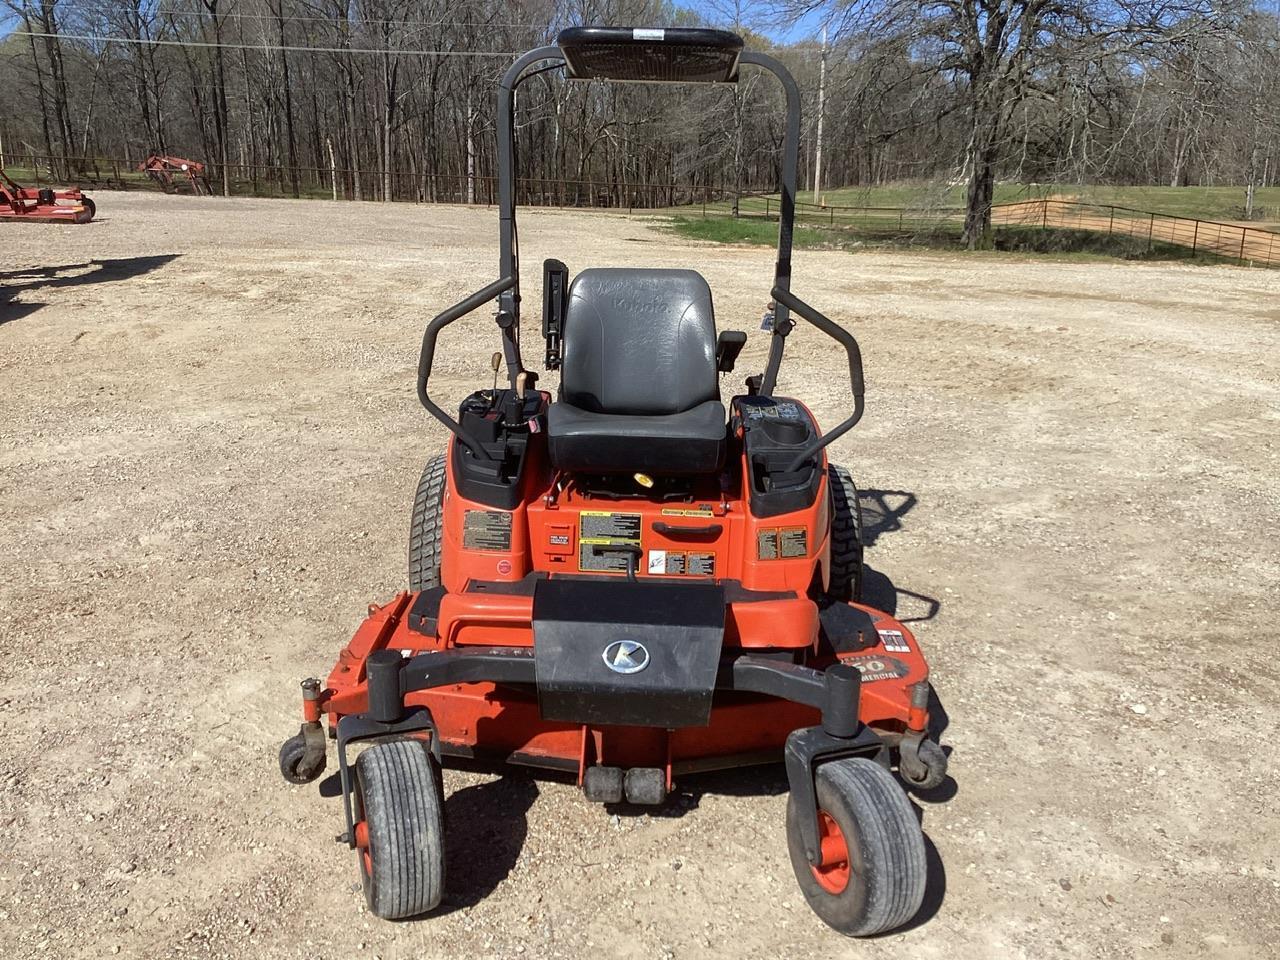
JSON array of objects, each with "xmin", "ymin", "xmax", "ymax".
[{"xmin": 602, "ymin": 639, "xmax": 650, "ymax": 675}]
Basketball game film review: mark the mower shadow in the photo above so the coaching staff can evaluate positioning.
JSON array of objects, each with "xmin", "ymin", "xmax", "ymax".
[
  {"xmin": 438, "ymin": 768, "xmax": 541, "ymax": 913},
  {"xmin": 0, "ymin": 255, "xmax": 179, "ymax": 325},
  {"xmin": 858, "ymin": 488, "xmax": 917, "ymax": 548},
  {"xmin": 858, "ymin": 488, "xmax": 942, "ymax": 627}
]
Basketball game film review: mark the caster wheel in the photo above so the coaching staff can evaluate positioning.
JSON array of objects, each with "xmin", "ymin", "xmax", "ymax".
[
  {"xmin": 353, "ymin": 739, "xmax": 445, "ymax": 919},
  {"xmin": 786, "ymin": 757, "xmax": 927, "ymax": 936},
  {"xmin": 278, "ymin": 732, "xmax": 325, "ymax": 785},
  {"xmin": 623, "ymin": 768, "xmax": 667, "ymax": 805},
  {"xmin": 583, "ymin": 765, "xmax": 624, "ymax": 803},
  {"xmin": 899, "ymin": 738, "xmax": 948, "ymax": 792}
]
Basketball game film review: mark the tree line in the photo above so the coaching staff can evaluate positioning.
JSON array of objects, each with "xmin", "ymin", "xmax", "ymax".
[{"xmin": 1, "ymin": 0, "xmax": 1277, "ymax": 244}]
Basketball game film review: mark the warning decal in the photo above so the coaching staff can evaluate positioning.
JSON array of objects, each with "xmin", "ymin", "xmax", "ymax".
[
  {"xmin": 758, "ymin": 527, "xmax": 807, "ymax": 560},
  {"xmin": 647, "ymin": 550, "xmax": 688, "ymax": 575},
  {"xmin": 579, "ymin": 511, "xmax": 641, "ymax": 573},
  {"xmin": 580, "ymin": 511, "xmax": 641, "ymax": 542},
  {"xmin": 779, "ymin": 527, "xmax": 808, "ymax": 558},
  {"xmin": 661, "ymin": 506, "xmax": 715, "ymax": 518},
  {"xmin": 877, "ymin": 629, "xmax": 910, "ymax": 654},
  {"xmin": 757, "ymin": 529, "xmax": 779, "ymax": 560},
  {"xmin": 462, "ymin": 510, "xmax": 512, "ymax": 551},
  {"xmin": 687, "ymin": 553, "xmax": 715, "ymax": 577}
]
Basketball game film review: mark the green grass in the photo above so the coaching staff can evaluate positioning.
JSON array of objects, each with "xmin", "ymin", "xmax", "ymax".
[
  {"xmin": 665, "ymin": 215, "xmax": 1240, "ymax": 266},
  {"xmin": 665, "ymin": 216, "xmax": 838, "ymax": 247},
  {"xmin": 1066, "ymin": 185, "xmax": 1280, "ymax": 224}
]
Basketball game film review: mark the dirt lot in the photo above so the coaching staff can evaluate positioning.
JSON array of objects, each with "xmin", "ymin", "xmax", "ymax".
[{"xmin": 2, "ymin": 193, "xmax": 1279, "ymax": 960}]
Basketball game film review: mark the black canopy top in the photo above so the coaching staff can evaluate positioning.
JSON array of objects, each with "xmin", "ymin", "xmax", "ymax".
[{"xmin": 557, "ymin": 27, "xmax": 743, "ymax": 83}]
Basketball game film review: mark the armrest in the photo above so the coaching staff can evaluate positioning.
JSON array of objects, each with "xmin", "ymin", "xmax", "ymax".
[{"xmin": 716, "ymin": 330, "xmax": 748, "ymax": 372}]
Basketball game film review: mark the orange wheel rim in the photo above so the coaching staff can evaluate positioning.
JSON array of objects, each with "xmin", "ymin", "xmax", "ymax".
[
  {"xmin": 809, "ymin": 810, "xmax": 851, "ymax": 894},
  {"xmin": 354, "ymin": 820, "xmax": 372, "ymax": 876}
]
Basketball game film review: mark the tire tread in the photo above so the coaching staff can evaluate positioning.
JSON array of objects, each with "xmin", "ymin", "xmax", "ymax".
[
  {"xmin": 827, "ymin": 464, "xmax": 864, "ymax": 601},
  {"xmin": 408, "ymin": 453, "xmax": 447, "ymax": 592},
  {"xmin": 356, "ymin": 739, "xmax": 445, "ymax": 919},
  {"xmin": 787, "ymin": 756, "xmax": 927, "ymax": 936}
]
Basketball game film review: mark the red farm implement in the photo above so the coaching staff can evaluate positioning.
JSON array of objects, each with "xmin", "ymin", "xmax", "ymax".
[
  {"xmin": 0, "ymin": 167, "xmax": 95, "ymax": 224},
  {"xmin": 140, "ymin": 155, "xmax": 212, "ymax": 195}
]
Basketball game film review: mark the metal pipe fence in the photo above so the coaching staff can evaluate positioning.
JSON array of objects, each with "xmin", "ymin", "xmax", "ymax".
[
  {"xmin": 5, "ymin": 153, "xmax": 1276, "ymax": 268},
  {"xmin": 718, "ymin": 195, "xmax": 1279, "ymax": 268},
  {"xmin": 0, "ymin": 152, "xmax": 723, "ymax": 210}
]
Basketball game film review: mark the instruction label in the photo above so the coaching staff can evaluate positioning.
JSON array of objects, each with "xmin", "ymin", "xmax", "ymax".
[
  {"xmin": 581, "ymin": 543, "xmax": 632, "ymax": 572},
  {"xmin": 462, "ymin": 510, "xmax": 512, "ymax": 551},
  {"xmin": 579, "ymin": 511, "xmax": 641, "ymax": 573},
  {"xmin": 661, "ymin": 506, "xmax": 715, "ymax": 518},
  {"xmin": 647, "ymin": 550, "xmax": 688, "ymax": 575},
  {"xmin": 758, "ymin": 526, "xmax": 808, "ymax": 560},
  {"xmin": 687, "ymin": 553, "xmax": 715, "ymax": 577},
  {"xmin": 580, "ymin": 511, "xmax": 641, "ymax": 542},
  {"xmin": 757, "ymin": 530, "xmax": 779, "ymax": 560},
  {"xmin": 779, "ymin": 527, "xmax": 808, "ymax": 558},
  {"xmin": 743, "ymin": 400, "xmax": 804, "ymax": 421}
]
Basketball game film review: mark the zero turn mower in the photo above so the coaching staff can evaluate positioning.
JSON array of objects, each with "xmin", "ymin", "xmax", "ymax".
[
  {"xmin": 0, "ymin": 166, "xmax": 95, "ymax": 224},
  {"xmin": 280, "ymin": 27, "xmax": 947, "ymax": 937}
]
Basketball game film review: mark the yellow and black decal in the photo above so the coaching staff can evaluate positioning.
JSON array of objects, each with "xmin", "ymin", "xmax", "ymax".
[{"xmin": 578, "ymin": 510, "xmax": 641, "ymax": 572}]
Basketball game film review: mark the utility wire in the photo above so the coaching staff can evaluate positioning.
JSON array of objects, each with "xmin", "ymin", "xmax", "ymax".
[
  {"xmin": 11, "ymin": 30, "xmax": 523, "ymax": 57},
  {"xmin": 149, "ymin": 6, "xmax": 552, "ymax": 31}
]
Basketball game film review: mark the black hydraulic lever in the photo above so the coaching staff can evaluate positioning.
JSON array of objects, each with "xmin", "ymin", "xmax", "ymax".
[{"xmin": 591, "ymin": 543, "xmax": 642, "ymax": 580}]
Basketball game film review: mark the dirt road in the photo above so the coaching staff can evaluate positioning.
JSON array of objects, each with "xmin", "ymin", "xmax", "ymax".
[{"xmin": 2, "ymin": 194, "xmax": 1279, "ymax": 960}]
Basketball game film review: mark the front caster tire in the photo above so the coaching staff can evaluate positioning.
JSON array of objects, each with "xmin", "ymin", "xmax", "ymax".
[
  {"xmin": 786, "ymin": 757, "xmax": 927, "ymax": 937},
  {"xmin": 899, "ymin": 737, "xmax": 948, "ymax": 792},
  {"xmin": 353, "ymin": 739, "xmax": 445, "ymax": 920},
  {"xmin": 278, "ymin": 732, "xmax": 325, "ymax": 785}
]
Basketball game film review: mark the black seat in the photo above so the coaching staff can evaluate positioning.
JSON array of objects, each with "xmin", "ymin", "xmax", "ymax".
[{"xmin": 547, "ymin": 268, "xmax": 726, "ymax": 475}]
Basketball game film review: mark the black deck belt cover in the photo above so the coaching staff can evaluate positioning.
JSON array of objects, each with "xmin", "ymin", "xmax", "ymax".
[{"xmin": 532, "ymin": 578, "xmax": 725, "ymax": 727}]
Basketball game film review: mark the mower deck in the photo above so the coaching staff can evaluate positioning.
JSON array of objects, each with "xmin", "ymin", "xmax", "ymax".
[{"xmin": 1, "ymin": 167, "xmax": 95, "ymax": 224}]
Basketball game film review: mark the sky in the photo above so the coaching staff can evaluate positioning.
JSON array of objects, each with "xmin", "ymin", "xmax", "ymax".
[{"xmin": 679, "ymin": 0, "xmax": 828, "ymax": 42}]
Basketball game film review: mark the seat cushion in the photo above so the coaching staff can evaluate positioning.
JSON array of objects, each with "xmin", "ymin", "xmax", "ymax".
[{"xmin": 547, "ymin": 400, "xmax": 727, "ymax": 475}]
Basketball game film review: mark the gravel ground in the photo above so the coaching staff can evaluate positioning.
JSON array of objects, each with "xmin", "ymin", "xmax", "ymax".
[{"xmin": 2, "ymin": 193, "xmax": 1279, "ymax": 960}]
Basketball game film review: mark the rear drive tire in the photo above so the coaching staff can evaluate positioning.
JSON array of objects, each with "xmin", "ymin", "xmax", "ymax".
[
  {"xmin": 408, "ymin": 453, "xmax": 447, "ymax": 591},
  {"xmin": 353, "ymin": 739, "xmax": 445, "ymax": 920},
  {"xmin": 786, "ymin": 757, "xmax": 927, "ymax": 936},
  {"xmin": 827, "ymin": 464, "xmax": 864, "ymax": 601}
]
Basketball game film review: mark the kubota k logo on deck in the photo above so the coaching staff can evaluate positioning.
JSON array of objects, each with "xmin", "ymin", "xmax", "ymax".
[{"xmin": 602, "ymin": 639, "xmax": 650, "ymax": 674}]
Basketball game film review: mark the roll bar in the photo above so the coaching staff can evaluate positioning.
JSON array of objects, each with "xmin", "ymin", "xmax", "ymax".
[
  {"xmin": 416, "ymin": 275, "xmax": 517, "ymax": 459},
  {"xmin": 416, "ymin": 28, "xmax": 865, "ymax": 469}
]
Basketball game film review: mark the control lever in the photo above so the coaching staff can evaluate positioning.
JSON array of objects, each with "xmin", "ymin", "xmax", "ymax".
[
  {"xmin": 502, "ymin": 370, "xmax": 529, "ymax": 422},
  {"xmin": 591, "ymin": 543, "xmax": 642, "ymax": 580}
]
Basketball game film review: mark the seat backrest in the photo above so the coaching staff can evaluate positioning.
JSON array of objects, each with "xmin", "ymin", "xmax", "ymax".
[{"xmin": 560, "ymin": 268, "xmax": 718, "ymax": 415}]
